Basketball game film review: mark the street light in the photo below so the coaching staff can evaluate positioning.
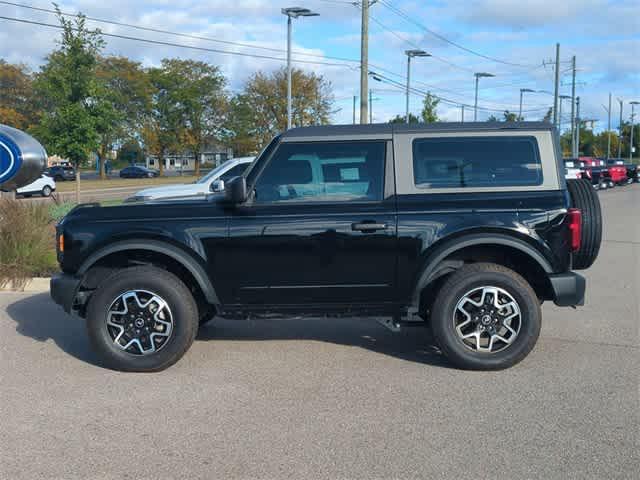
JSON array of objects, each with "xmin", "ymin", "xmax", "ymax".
[
  {"xmin": 282, "ymin": 7, "xmax": 319, "ymax": 130},
  {"xmin": 474, "ymin": 72, "xmax": 495, "ymax": 121},
  {"xmin": 405, "ymin": 49, "xmax": 431, "ymax": 123},
  {"xmin": 519, "ymin": 88, "xmax": 535, "ymax": 121},
  {"xmin": 630, "ymin": 101, "xmax": 639, "ymax": 162}
]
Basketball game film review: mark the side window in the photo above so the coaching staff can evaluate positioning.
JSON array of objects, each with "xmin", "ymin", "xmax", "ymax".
[
  {"xmin": 412, "ymin": 136, "xmax": 542, "ymax": 188},
  {"xmin": 254, "ymin": 141, "xmax": 385, "ymax": 203},
  {"xmin": 220, "ymin": 163, "xmax": 247, "ymax": 182}
]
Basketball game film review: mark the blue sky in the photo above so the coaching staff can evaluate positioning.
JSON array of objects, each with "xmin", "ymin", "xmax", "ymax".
[{"xmin": 1, "ymin": 0, "xmax": 638, "ymax": 131}]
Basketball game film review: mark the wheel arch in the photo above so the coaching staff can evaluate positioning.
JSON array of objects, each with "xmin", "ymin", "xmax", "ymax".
[
  {"xmin": 411, "ymin": 233, "xmax": 554, "ymax": 309},
  {"xmin": 78, "ymin": 239, "xmax": 219, "ymax": 305}
]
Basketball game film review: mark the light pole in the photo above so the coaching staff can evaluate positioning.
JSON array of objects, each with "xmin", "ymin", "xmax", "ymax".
[
  {"xmin": 519, "ymin": 88, "xmax": 535, "ymax": 121},
  {"xmin": 559, "ymin": 95, "xmax": 571, "ymax": 133},
  {"xmin": 474, "ymin": 72, "xmax": 495, "ymax": 121},
  {"xmin": 282, "ymin": 7, "xmax": 319, "ymax": 130},
  {"xmin": 630, "ymin": 101, "xmax": 639, "ymax": 162},
  {"xmin": 405, "ymin": 49, "xmax": 430, "ymax": 123}
]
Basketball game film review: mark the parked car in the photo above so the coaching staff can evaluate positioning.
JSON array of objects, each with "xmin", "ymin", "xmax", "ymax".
[
  {"xmin": 606, "ymin": 158, "xmax": 639, "ymax": 184},
  {"xmin": 45, "ymin": 165, "xmax": 76, "ymax": 181},
  {"xmin": 565, "ymin": 158, "xmax": 612, "ymax": 190},
  {"xmin": 16, "ymin": 174, "xmax": 56, "ymax": 197},
  {"xmin": 127, "ymin": 157, "xmax": 254, "ymax": 202},
  {"xmin": 563, "ymin": 159, "xmax": 583, "ymax": 181},
  {"xmin": 581, "ymin": 157, "xmax": 627, "ymax": 186},
  {"xmin": 51, "ymin": 122, "xmax": 602, "ymax": 372},
  {"xmin": 119, "ymin": 166, "xmax": 159, "ymax": 179}
]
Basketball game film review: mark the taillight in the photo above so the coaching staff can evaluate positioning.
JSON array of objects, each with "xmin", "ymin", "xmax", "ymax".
[{"xmin": 567, "ymin": 208, "xmax": 582, "ymax": 252}]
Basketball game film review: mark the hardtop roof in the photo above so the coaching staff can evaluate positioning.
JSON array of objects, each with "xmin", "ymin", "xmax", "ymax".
[{"xmin": 282, "ymin": 121, "xmax": 555, "ymax": 139}]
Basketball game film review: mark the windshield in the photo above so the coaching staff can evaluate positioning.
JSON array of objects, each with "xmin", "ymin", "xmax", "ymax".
[{"xmin": 196, "ymin": 162, "xmax": 234, "ymax": 184}]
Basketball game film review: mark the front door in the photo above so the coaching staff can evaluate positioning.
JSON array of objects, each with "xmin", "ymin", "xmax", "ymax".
[{"xmin": 220, "ymin": 139, "xmax": 397, "ymax": 308}]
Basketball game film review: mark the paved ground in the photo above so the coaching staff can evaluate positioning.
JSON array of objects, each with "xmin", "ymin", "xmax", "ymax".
[{"xmin": 1, "ymin": 186, "xmax": 638, "ymax": 480}]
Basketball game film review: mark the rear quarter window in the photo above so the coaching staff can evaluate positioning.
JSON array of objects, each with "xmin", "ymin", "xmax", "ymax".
[{"xmin": 412, "ymin": 136, "xmax": 542, "ymax": 189}]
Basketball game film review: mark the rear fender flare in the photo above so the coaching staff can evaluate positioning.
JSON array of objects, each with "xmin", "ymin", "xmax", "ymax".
[
  {"xmin": 410, "ymin": 234, "xmax": 553, "ymax": 308},
  {"xmin": 78, "ymin": 239, "xmax": 219, "ymax": 305}
]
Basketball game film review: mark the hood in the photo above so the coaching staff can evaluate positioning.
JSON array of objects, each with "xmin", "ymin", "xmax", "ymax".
[{"xmin": 60, "ymin": 196, "xmax": 226, "ymax": 226}]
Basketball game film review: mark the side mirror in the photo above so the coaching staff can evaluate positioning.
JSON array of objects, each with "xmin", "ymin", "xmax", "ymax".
[
  {"xmin": 211, "ymin": 179, "xmax": 225, "ymax": 192},
  {"xmin": 225, "ymin": 176, "xmax": 247, "ymax": 204}
]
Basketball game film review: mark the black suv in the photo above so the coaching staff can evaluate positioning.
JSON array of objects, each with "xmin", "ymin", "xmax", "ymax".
[
  {"xmin": 45, "ymin": 165, "xmax": 76, "ymax": 181},
  {"xmin": 51, "ymin": 123, "xmax": 602, "ymax": 372}
]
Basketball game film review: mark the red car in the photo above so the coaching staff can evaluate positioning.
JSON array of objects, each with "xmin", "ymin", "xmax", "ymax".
[{"xmin": 580, "ymin": 157, "xmax": 628, "ymax": 185}]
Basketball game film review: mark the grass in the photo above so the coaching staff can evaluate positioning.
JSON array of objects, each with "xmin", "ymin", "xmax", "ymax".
[
  {"xmin": 55, "ymin": 175, "xmax": 200, "ymax": 193},
  {"xmin": 0, "ymin": 198, "xmax": 58, "ymax": 288},
  {"xmin": 0, "ymin": 198, "xmax": 125, "ymax": 289}
]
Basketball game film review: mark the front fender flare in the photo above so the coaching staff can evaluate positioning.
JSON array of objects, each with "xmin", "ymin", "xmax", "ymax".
[
  {"xmin": 78, "ymin": 239, "xmax": 220, "ymax": 305},
  {"xmin": 410, "ymin": 233, "xmax": 553, "ymax": 308}
]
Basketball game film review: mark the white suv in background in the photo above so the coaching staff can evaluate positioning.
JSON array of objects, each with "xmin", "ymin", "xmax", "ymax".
[
  {"xmin": 16, "ymin": 174, "xmax": 56, "ymax": 197},
  {"xmin": 127, "ymin": 157, "xmax": 254, "ymax": 202}
]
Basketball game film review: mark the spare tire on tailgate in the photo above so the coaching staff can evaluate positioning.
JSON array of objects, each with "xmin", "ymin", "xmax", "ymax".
[{"xmin": 567, "ymin": 179, "xmax": 602, "ymax": 270}]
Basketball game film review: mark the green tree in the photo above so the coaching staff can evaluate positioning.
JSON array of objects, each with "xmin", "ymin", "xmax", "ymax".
[
  {"xmin": 503, "ymin": 110, "xmax": 521, "ymax": 122},
  {"xmin": 486, "ymin": 114, "xmax": 499, "ymax": 122},
  {"xmin": 31, "ymin": 8, "xmax": 105, "ymax": 201},
  {"xmin": 420, "ymin": 92, "xmax": 440, "ymax": 123},
  {"xmin": 0, "ymin": 61, "xmax": 38, "ymax": 129},
  {"xmin": 542, "ymin": 107, "xmax": 552, "ymax": 123},
  {"xmin": 143, "ymin": 65, "xmax": 184, "ymax": 176},
  {"xmin": 95, "ymin": 56, "xmax": 151, "ymax": 178},
  {"xmin": 228, "ymin": 68, "xmax": 333, "ymax": 152},
  {"xmin": 160, "ymin": 59, "xmax": 227, "ymax": 176},
  {"xmin": 388, "ymin": 113, "xmax": 420, "ymax": 124}
]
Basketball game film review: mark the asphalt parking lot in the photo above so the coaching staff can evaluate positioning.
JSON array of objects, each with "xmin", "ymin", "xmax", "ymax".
[{"xmin": 1, "ymin": 186, "xmax": 638, "ymax": 480}]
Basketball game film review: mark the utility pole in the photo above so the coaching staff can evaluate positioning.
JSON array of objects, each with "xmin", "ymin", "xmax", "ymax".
[
  {"xmin": 570, "ymin": 56, "xmax": 576, "ymax": 157},
  {"xmin": 360, "ymin": 0, "xmax": 372, "ymax": 124},
  {"xmin": 461, "ymin": 105, "xmax": 465, "ymax": 123},
  {"xmin": 617, "ymin": 99, "xmax": 623, "ymax": 158},
  {"xmin": 353, "ymin": 95, "xmax": 357, "ymax": 125},
  {"xmin": 553, "ymin": 43, "xmax": 560, "ymax": 127},
  {"xmin": 575, "ymin": 96, "xmax": 581, "ymax": 157},
  {"xmin": 630, "ymin": 101, "xmax": 639, "ymax": 162},
  {"xmin": 369, "ymin": 89, "xmax": 373, "ymax": 123},
  {"xmin": 607, "ymin": 93, "xmax": 612, "ymax": 158}
]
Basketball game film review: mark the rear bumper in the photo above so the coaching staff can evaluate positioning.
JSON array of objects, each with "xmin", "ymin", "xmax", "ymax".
[
  {"xmin": 549, "ymin": 272, "xmax": 586, "ymax": 307},
  {"xmin": 50, "ymin": 273, "xmax": 81, "ymax": 314}
]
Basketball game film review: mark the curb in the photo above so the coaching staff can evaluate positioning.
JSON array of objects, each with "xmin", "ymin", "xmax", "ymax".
[{"xmin": 0, "ymin": 277, "xmax": 50, "ymax": 293}]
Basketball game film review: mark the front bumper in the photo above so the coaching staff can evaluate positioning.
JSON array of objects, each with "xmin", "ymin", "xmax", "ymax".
[
  {"xmin": 50, "ymin": 273, "xmax": 82, "ymax": 314},
  {"xmin": 549, "ymin": 272, "xmax": 586, "ymax": 307}
]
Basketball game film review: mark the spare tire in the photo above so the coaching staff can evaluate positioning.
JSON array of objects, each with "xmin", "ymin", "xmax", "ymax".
[{"xmin": 567, "ymin": 179, "xmax": 602, "ymax": 270}]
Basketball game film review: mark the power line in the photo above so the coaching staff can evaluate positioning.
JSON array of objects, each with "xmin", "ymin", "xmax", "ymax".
[
  {"xmin": 0, "ymin": 14, "xmax": 359, "ymax": 68},
  {"xmin": 0, "ymin": 0, "xmax": 364, "ymax": 66},
  {"xmin": 377, "ymin": 0, "xmax": 541, "ymax": 68}
]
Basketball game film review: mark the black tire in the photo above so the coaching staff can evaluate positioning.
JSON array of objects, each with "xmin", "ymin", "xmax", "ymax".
[
  {"xmin": 598, "ymin": 178, "xmax": 608, "ymax": 190},
  {"xmin": 566, "ymin": 179, "xmax": 602, "ymax": 270},
  {"xmin": 86, "ymin": 266, "xmax": 198, "ymax": 372},
  {"xmin": 41, "ymin": 185, "xmax": 52, "ymax": 197},
  {"xmin": 431, "ymin": 263, "xmax": 541, "ymax": 370}
]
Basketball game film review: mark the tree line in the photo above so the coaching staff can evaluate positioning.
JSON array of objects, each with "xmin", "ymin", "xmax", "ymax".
[{"xmin": 0, "ymin": 9, "xmax": 334, "ymax": 178}]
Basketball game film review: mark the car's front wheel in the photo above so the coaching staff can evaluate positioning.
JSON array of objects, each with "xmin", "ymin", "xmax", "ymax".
[
  {"xmin": 431, "ymin": 263, "xmax": 541, "ymax": 370},
  {"xmin": 86, "ymin": 266, "xmax": 199, "ymax": 372},
  {"xmin": 41, "ymin": 185, "xmax": 52, "ymax": 197}
]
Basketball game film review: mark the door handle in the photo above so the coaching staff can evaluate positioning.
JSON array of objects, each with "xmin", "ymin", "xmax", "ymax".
[{"xmin": 352, "ymin": 222, "xmax": 388, "ymax": 232}]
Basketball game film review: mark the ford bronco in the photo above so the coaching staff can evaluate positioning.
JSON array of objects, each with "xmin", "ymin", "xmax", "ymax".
[{"xmin": 51, "ymin": 123, "xmax": 602, "ymax": 372}]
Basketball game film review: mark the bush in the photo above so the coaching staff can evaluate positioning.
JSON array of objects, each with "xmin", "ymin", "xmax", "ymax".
[
  {"xmin": 0, "ymin": 198, "xmax": 58, "ymax": 289},
  {"xmin": 49, "ymin": 201, "xmax": 76, "ymax": 222}
]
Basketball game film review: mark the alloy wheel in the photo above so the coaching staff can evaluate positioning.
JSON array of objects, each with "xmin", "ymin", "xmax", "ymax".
[
  {"xmin": 106, "ymin": 290, "xmax": 173, "ymax": 355},
  {"xmin": 453, "ymin": 286, "xmax": 521, "ymax": 354}
]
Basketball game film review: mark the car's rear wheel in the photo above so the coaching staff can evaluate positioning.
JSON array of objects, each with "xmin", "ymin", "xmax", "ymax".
[
  {"xmin": 598, "ymin": 178, "xmax": 608, "ymax": 190},
  {"xmin": 431, "ymin": 263, "xmax": 541, "ymax": 370},
  {"xmin": 566, "ymin": 178, "xmax": 602, "ymax": 270},
  {"xmin": 86, "ymin": 266, "xmax": 198, "ymax": 372},
  {"xmin": 41, "ymin": 185, "xmax": 52, "ymax": 197}
]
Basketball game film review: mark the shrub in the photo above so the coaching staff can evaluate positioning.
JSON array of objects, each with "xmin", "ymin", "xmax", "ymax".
[
  {"xmin": 0, "ymin": 198, "xmax": 58, "ymax": 289},
  {"xmin": 49, "ymin": 201, "xmax": 76, "ymax": 222}
]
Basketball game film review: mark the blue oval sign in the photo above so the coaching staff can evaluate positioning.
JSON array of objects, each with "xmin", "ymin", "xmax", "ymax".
[{"xmin": 0, "ymin": 134, "xmax": 22, "ymax": 185}]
